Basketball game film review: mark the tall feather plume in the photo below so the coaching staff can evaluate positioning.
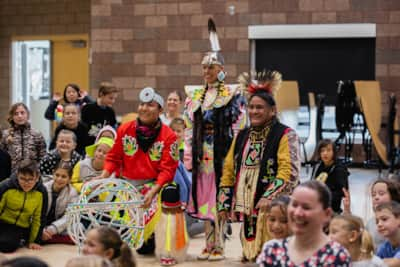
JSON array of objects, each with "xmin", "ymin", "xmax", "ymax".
[{"xmin": 208, "ymin": 18, "xmax": 220, "ymax": 52}]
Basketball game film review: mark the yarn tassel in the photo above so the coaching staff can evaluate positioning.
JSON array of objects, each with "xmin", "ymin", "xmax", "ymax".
[
  {"xmin": 175, "ymin": 213, "xmax": 186, "ymax": 250},
  {"xmin": 165, "ymin": 213, "xmax": 172, "ymax": 252}
]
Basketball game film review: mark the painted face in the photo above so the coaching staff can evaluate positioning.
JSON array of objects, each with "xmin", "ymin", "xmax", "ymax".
[
  {"xmin": 100, "ymin": 92, "xmax": 117, "ymax": 107},
  {"xmin": 13, "ymin": 105, "xmax": 29, "ymax": 126},
  {"xmin": 65, "ymin": 86, "xmax": 79, "ymax": 103},
  {"xmin": 328, "ymin": 218, "xmax": 353, "ymax": 248},
  {"xmin": 63, "ymin": 105, "xmax": 79, "ymax": 127},
  {"xmin": 267, "ymin": 205, "xmax": 290, "ymax": 239},
  {"xmin": 17, "ymin": 172, "xmax": 39, "ymax": 192},
  {"xmin": 56, "ymin": 133, "xmax": 76, "ymax": 154},
  {"xmin": 94, "ymin": 143, "xmax": 111, "ymax": 164},
  {"xmin": 166, "ymin": 92, "xmax": 181, "ymax": 113},
  {"xmin": 376, "ymin": 208, "xmax": 400, "ymax": 238},
  {"xmin": 320, "ymin": 144, "xmax": 334, "ymax": 165},
  {"xmin": 202, "ymin": 64, "xmax": 222, "ymax": 84},
  {"xmin": 371, "ymin": 183, "xmax": 391, "ymax": 209},
  {"xmin": 53, "ymin": 168, "xmax": 71, "ymax": 191},
  {"xmin": 288, "ymin": 186, "xmax": 331, "ymax": 236},
  {"xmin": 99, "ymin": 130, "xmax": 115, "ymax": 140},
  {"xmin": 138, "ymin": 101, "xmax": 162, "ymax": 126},
  {"xmin": 248, "ymin": 96, "xmax": 275, "ymax": 127},
  {"xmin": 82, "ymin": 229, "xmax": 109, "ymax": 259},
  {"xmin": 171, "ymin": 124, "xmax": 184, "ymax": 143}
]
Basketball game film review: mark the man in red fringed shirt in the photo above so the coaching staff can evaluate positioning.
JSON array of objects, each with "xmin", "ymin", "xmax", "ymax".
[{"xmin": 99, "ymin": 87, "xmax": 179, "ymax": 254}]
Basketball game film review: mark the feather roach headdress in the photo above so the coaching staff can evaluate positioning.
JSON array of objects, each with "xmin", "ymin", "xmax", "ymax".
[
  {"xmin": 201, "ymin": 18, "xmax": 224, "ymax": 66},
  {"xmin": 238, "ymin": 70, "xmax": 282, "ymax": 96}
]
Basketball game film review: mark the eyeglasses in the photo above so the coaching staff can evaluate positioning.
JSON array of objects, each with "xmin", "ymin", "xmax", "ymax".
[{"xmin": 18, "ymin": 177, "xmax": 37, "ymax": 184}]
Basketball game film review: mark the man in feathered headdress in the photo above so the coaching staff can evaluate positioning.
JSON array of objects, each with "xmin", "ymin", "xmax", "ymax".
[
  {"xmin": 217, "ymin": 70, "xmax": 300, "ymax": 262},
  {"xmin": 182, "ymin": 18, "xmax": 247, "ymax": 261}
]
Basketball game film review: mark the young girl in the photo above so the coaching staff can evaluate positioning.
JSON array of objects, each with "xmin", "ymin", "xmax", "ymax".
[
  {"xmin": 82, "ymin": 226, "xmax": 136, "ymax": 267},
  {"xmin": 42, "ymin": 162, "xmax": 78, "ymax": 244},
  {"xmin": 0, "ymin": 160, "xmax": 45, "ymax": 252},
  {"xmin": 39, "ymin": 129, "xmax": 81, "ymax": 177},
  {"xmin": 266, "ymin": 195, "xmax": 291, "ymax": 240},
  {"xmin": 72, "ymin": 137, "xmax": 114, "ymax": 192},
  {"xmin": 49, "ymin": 104, "xmax": 90, "ymax": 156},
  {"xmin": 44, "ymin": 83, "xmax": 93, "ymax": 122},
  {"xmin": 1, "ymin": 102, "xmax": 46, "ymax": 173},
  {"xmin": 367, "ymin": 179, "xmax": 400, "ymax": 249},
  {"xmin": 312, "ymin": 139, "xmax": 349, "ymax": 214},
  {"xmin": 257, "ymin": 180, "xmax": 351, "ymax": 266},
  {"xmin": 329, "ymin": 214, "xmax": 386, "ymax": 266}
]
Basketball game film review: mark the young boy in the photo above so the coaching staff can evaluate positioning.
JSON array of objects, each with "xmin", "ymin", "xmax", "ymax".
[
  {"xmin": 39, "ymin": 129, "xmax": 81, "ymax": 178},
  {"xmin": 81, "ymin": 82, "xmax": 118, "ymax": 145},
  {"xmin": 375, "ymin": 201, "xmax": 400, "ymax": 266},
  {"xmin": 0, "ymin": 160, "xmax": 46, "ymax": 252},
  {"xmin": 169, "ymin": 118, "xmax": 185, "ymax": 162}
]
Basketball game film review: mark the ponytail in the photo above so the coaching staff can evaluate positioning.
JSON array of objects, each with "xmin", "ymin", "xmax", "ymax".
[
  {"xmin": 359, "ymin": 228, "xmax": 375, "ymax": 259},
  {"xmin": 114, "ymin": 242, "xmax": 136, "ymax": 267}
]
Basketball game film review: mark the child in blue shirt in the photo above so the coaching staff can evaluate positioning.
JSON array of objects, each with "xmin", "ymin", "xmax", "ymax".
[{"xmin": 375, "ymin": 201, "xmax": 400, "ymax": 266}]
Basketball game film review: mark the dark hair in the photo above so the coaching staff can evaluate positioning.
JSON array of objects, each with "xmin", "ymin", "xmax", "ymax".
[
  {"xmin": 98, "ymin": 82, "xmax": 118, "ymax": 97},
  {"xmin": 267, "ymin": 195, "xmax": 290, "ymax": 214},
  {"xmin": 7, "ymin": 102, "xmax": 29, "ymax": 127},
  {"xmin": 53, "ymin": 161, "xmax": 73, "ymax": 178},
  {"xmin": 168, "ymin": 90, "xmax": 183, "ymax": 102},
  {"xmin": 249, "ymin": 90, "xmax": 276, "ymax": 107},
  {"xmin": 375, "ymin": 201, "xmax": 400, "ymax": 218},
  {"xmin": 63, "ymin": 83, "xmax": 81, "ymax": 103},
  {"xmin": 371, "ymin": 178, "xmax": 400, "ymax": 203},
  {"xmin": 17, "ymin": 160, "xmax": 39, "ymax": 176},
  {"xmin": 317, "ymin": 139, "xmax": 337, "ymax": 161},
  {"xmin": 170, "ymin": 118, "xmax": 185, "ymax": 130},
  {"xmin": 95, "ymin": 226, "xmax": 136, "ymax": 267},
  {"xmin": 57, "ymin": 129, "xmax": 77, "ymax": 144},
  {"xmin": 1, "ymin": 256, "xmax": 49, "ymax": 267},
  {"xmin": 297, "ymin": 180, "xmax": 332, "ymax": 209}
]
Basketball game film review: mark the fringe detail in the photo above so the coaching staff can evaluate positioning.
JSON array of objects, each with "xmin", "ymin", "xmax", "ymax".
[
  {"xmin": 165, "ymin": 214, "xmax": 172, "ymax": 252},
  {"xmin": 143, "ymin": 194, "xmax": 162, "ymax": 241},
  {"xmin": 241, "ymin": 211, "xmax": 271, "ymax": 261},
  {"xmin": 175, "ymin": 213, "xmax": 186, "ymax": 250}
]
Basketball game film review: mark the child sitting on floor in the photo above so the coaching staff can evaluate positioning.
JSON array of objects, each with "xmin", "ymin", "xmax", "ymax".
[
  {"xmin": 40, "ymin": 129, "xmax": 81, "ymax": 178},
  {"xmin": 329, "ymin": 214, "xmax": 385, "ymax": 266},
  {"xmin": 266, "ymin": 195, "xmax": 291, "ymax": 240},
  {"xmin": 71, "ymin": 137, "xmax": 114, "ymax": 193},
  {"xmin": 0, "ymin": 160, "xmax": 45, "ymax": 252},
  {"xmin": 82, "ymin": 226, "xmax": 136, "ymax": 267},
  {"xmin": 42, "ymin": 162, "xmax": 78, "ymax": 244},
  {"xmin": 375, "ymin": 201, "xmax": 400, "ymax": 266}
]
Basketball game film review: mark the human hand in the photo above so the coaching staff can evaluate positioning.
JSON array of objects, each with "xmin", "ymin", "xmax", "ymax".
[
  {"xmin": 53, "ymin": 92, "xmax": 61, "ymax": 101},
  {"xmin": 256, "ymin": 198, "xmax": 272, "ymax": 213},
  {"xmin": 79, "ymin": 90, "xmax": 88, "ymax": 99},
  {"xmin": 28, "ymin": 243, "xmax": 42, "ymax": 250},
  {"xmin": 41, "ymin": 230, "xmax": 52, "ymax": 241},
  {"xmin": 342, "ymin": 187, "xmax": 351, "ymax": 214},
  {"xmin": 141, "ymin": 191, "xmax": 154, "ymax": 208}
]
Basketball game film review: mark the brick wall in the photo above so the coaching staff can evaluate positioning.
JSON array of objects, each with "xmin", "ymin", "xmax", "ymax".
[
  {"xmin": 90, "ymin": 0, "xmax": 400, "ymax": 115},
  {"xmin": 0, "ymin": 0, "xmax": 90, "ymax": 120}
]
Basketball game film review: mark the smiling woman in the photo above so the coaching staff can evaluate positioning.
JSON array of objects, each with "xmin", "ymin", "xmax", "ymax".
[{"xmin": 257, "ymin": 180, "xmax": 351, "ymax": 267}]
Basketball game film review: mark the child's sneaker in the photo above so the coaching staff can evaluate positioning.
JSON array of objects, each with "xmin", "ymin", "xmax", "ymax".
[
  {"xmin": 208, "ymin": 249, "xmax": 225, "ymax": 261},
  {"xmin": 197, "ymin": 248, "xmax": 210, "ymax": 260}
]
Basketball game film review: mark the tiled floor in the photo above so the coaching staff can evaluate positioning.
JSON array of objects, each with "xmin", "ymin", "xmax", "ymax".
[{"xmin": 0, "ymin": 167, "xmax": 383, "ymax": 267}]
